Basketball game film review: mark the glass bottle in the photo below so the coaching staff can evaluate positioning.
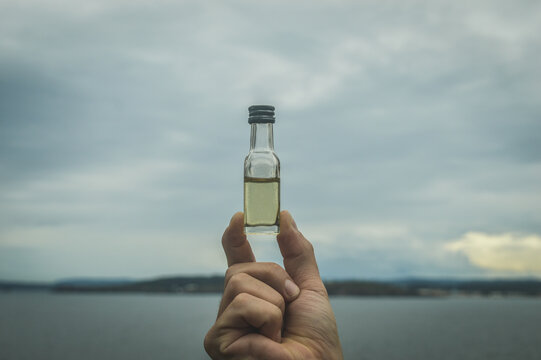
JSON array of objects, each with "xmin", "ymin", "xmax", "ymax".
[{"xmin": 244, "ymin": 105, "xmax": 280, "ymax": 235}]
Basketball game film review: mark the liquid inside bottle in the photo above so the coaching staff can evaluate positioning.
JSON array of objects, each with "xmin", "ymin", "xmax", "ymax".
[
  {"xmin": 244, "ymin": 105, "xmax": 280, "ymax": 235},
  {"xmin": 244, "ymin": 176, "xmax": 280, "ymax": 231}
]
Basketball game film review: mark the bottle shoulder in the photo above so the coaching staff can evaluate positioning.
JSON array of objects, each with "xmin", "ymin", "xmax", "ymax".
[
  {"xmin": 245, "ymin": 150, "xmax": 279, "ymax": 162},
  {"xmin": 244, "ymin": 150, "xmax": 280, "ymax": 178}
]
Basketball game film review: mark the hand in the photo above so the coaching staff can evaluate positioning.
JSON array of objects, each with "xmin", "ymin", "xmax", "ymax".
[{"xmin": 204, "ymin": 211, "xmax": 343, "ymax": 360}]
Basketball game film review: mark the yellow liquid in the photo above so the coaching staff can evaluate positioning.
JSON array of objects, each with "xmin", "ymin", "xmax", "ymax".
[{"xmin": 244, "ymin": 177, "xmax": 280, "ymax": 227}]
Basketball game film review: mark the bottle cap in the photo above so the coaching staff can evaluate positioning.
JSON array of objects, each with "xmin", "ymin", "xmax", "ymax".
[{"xmin": 248, "ymin": 105, "xmax": 275, "ymax": 124}]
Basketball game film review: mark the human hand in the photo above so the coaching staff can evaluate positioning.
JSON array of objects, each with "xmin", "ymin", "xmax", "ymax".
[{"xmin": 204, "ymin": 211, "xmax": 343, "ymax": 360}]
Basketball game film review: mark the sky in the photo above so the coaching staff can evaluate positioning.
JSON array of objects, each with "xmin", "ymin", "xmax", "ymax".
[{"xmin": 1, "ymin": 0, "xmax": 540, "ymax": 282}]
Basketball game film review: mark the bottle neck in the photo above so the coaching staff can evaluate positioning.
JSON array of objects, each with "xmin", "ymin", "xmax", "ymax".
[{"xmin": 250, "ymin": 123, "xmax": 274, "ymax": 151}]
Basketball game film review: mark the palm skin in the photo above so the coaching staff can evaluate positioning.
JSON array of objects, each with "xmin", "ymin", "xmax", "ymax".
[{"xmin": 279, "ymin": 288, "xmax": 342, "ymax": 359}]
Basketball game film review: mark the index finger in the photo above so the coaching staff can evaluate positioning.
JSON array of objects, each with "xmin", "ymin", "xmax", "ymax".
[{"xmin": 222, "ymin": 212, "xmax": 256, "ymax": 266}]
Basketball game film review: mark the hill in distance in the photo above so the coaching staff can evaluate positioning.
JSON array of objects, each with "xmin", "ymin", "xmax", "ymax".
[{"xmin": 3, "ymin": 276, "xmax": 541, "ymax": 297}]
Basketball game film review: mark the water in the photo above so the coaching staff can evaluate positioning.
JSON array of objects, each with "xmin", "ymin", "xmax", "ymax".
[{"xmin": 1, "ymin": 293, "xmax": 540, "ymax": 359}]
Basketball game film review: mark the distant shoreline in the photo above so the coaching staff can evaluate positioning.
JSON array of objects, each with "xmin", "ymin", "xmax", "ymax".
[{"xmin": 2, "ymin": 276, "xmax": 541, "ymax": 297}]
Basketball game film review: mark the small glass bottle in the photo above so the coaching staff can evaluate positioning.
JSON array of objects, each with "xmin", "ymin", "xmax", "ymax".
[{"xmin": 244, "ymin": 105, "xmax": 280, "ymax": 235}]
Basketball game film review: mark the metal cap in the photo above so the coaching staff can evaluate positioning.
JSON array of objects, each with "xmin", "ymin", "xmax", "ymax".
[{"xmin": 248, "ymin": 105, "xmax": 275, "ymax": 124}]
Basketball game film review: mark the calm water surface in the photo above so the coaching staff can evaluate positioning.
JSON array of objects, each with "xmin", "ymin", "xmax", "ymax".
[{"xmin": 1, "ymin": 293, "xmax": 540, "ymax": 359}]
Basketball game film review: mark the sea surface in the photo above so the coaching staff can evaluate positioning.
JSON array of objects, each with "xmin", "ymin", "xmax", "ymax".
[{"xmin": 1, "ymin": 293, "xmax": 540, "ymax": 360}]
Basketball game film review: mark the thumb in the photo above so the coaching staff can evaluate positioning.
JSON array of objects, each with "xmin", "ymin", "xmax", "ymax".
[{"xmin": 276, "ymin": 211, "xmax": 326, "ymax": 294}]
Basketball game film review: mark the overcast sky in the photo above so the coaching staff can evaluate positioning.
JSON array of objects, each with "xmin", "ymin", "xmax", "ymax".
[{"xmin": 1, "ymin": 0, "xmax": 540, "ymax": 282}]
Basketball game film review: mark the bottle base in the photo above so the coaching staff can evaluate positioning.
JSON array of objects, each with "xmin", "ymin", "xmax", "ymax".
[{"xmin": 244, "ymin": 225, "xmax": 279, "ymax": 235}]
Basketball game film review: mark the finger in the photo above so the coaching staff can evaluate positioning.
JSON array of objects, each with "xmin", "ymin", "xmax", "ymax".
[
  {"xmin": 222, "ymin": 212, "xmax": 255, "ymax": 266},
  {"xmin": 204, "ymin": 294, "xmax": 284, "ymax": 359},
  {"xmin": 218, "ymin": 272, "xmax": 286, "ymax": 317},
  {"xmin": 276, "ymin": 211, "xmax": 326, "ymax": 294},
  {"xmin": 221, "ymin": 293, "xmax": 283, "ymax": 344},
  {"xmin": 224, "ymin": 262, "xmax": 300, "ymax": 305},
  {"xmin": 221, "ymin": 333, "xmax": 291, "ymax": 360},
  {"xmin": 205, "ymin": 332, "xmax": 288, "ymax": 360}
]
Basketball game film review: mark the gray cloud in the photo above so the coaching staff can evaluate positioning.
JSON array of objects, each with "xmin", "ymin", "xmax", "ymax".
[{"xmin": 1, "ymin": 0, "xmax": 540, "ymax": 281}]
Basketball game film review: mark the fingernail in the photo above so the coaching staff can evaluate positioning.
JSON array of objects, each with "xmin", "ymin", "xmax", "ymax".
[
  {"xmin": 285, "ymin": 279, "xmax": 300, "ymax": 298},
  {"xmin": 291, "ymin": 217, "xmax": 298, "ymax": 230}
]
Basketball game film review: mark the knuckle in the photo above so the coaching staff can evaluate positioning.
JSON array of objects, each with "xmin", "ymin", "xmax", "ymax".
[
  {"xmin": 228, "ymin": 272, "xmax": 248, "ymax": 290},
  {"xmin": 232, "ymin": 292, "xmax": 251, "ymax": 306},
  {"xmin": 268, "ymin": 303, "xmax": 282, "ymax": 321},
  {"xmin": 276, "ymin": 294, "xmax": 286, "ymax": 312},
  {"xmin": 218, "ymin": 342, "xmax": 229, "ymax": 356},
  {"xmin": 223, "ymin": 271, "xmax": 232, "ymax": 288},
  {"xmin": 224, "ymin": 265, "xmax": 239, "ymax": 283},
  {"xmin": 224, "ymin": 267, "xmax": 232, "ymax": 280},
  {"xmin": 302, "ymin": 238, "xmax": 315, "ymax": 254},
  {"xmin": 267, "ymin": 262, "xmax": 284, "ymax": 274},
  {"xmin": 203, "ymin": 332, "xmax": 211, "ymax": 350},
  {"xmin": 221, "ymin": 228, "xmax": 230, "ymax": 246},
  {"xmin": 203, "ymin": 329, "xmax": 216, "ymax": 355}
]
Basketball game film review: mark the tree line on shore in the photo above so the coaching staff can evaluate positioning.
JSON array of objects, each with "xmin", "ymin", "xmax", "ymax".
[{"xmin": 2, "ymin": 276, "xmax": 541, "ymax": 297}]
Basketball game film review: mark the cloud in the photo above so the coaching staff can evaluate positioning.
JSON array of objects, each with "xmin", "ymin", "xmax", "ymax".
[
  {"xmin": 1, "ymin": 0, "xmax": 541, "ymax": 280},
  {"xmin": 445, "ymin": 232, "xmax": 541, "ymax": 275},
  {"xmin": 293, "ymin": 221, "xmax": 479, "ymax": 279}
]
